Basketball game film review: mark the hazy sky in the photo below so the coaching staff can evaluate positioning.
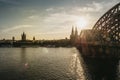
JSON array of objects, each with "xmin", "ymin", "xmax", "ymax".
[{"xmin": 0, "ymin": 0, "xmax": 119, "ymax": 40}]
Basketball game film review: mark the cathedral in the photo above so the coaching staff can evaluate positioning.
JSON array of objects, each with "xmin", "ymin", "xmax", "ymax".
[
  {"xmin": 21, "ymin": 32, "xmax": 26, "ymax": 41},
  {"xmin": 70, "ymin": 26, "xmax": 79, "ymax": 44}
]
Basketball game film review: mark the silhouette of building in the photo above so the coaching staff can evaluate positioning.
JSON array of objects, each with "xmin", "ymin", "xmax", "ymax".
[
  {"xmin": 33, "ymin": 36, "xmax": 35, "ymax": 41},
  {"xmin": 70, "ymin": 26, "xmax": 78, "ymax": 44},
  {"xmin": 12, "ymin": 36, "xmax": 15, "ymax": 41},
  {"xmin": 75, "ymin": 27, "xmax": 78, "ymax": 42},
  {"xmin": 21, "ymin": 32, "xmax": 26, "ymax": 41},
  {"xmin": 70, "ymin": 26, "xmax": 75, "ymax": 43}
]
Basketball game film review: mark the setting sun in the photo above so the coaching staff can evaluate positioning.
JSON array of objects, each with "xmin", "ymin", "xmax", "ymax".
[{"xmin": 76, "ymin": 17, "xmax": 88, "ymax": 29}]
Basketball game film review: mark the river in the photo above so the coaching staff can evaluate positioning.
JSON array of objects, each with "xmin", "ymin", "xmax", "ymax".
[{"xmin": 0, "ymin": 47, "xmax": 119, "ymax": 80}]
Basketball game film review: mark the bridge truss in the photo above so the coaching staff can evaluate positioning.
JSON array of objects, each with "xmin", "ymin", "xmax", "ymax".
[{"xmin": 92, "ymin": 2, "xmax": 120, "ymax": 44}]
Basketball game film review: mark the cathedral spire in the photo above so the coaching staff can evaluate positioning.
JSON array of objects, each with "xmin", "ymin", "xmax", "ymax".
[
  {"xmin": 21, "ymin": 32, "xmax": 26, "ymax": 41},
  {"xmin": 75, "ymin": 27, "xmax": 78, "ymax": 42},
  {"xmin": 70, "ymin": 26, "xmax": 75, "ymax": 44},
  {"xmin": 70, "ymin": 26, "xmax": 74, "ymax": 39},
  {"xmin": 75, "ymin": 27, "xmax": 78, "ymax": 35},
  {"xmin": 70, "ymin": 26, "xmax": 79, "ymax": 45},
  {"xmin": 71, "ymin": 26, "xmax": 74, "ymax": 35}
]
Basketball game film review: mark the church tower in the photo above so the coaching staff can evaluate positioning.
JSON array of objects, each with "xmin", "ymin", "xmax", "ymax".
[
  {"xmin": 33, "ymin": 36, "xmax": 35, "ymax": 41},
  {"xmin": 70, "ymin": 26, "xmax": 79, "ymax": 45},
  {"xmin": 75, "ymin": 27, "xmax": 78, "ymax": 42},
  {"xmin": 21, "ymin": 32, "xmax": 26, "ymax": 41},
  {"xmin": 12, "ymin": 36, "xmax": 15, "ymax": 41},
  {"xmin": 70, "ymin": 26, "xmax": 75, "ymax": 43}
]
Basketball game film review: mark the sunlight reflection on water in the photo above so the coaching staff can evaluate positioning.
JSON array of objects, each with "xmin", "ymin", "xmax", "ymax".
[
  {"xmin": 69, "ymin": 48, "xmax": 86, "ymax": 80},
  {"xmin": 0, "ymin": 47, "xmax": 87, "ymax": 80}
]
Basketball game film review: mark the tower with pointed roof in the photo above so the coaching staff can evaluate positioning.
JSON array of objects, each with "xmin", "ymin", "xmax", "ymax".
[
  {"xmin": 70, "ymin": 26, "xmax": 79, "ymax": 44},
  {"xmin": 21, "ymin": 32, "xmax": 26, "ymax": 41},
  {"xmin": 12, "ymin": 36, "xmax": 15, "ymax": 41},
  {"xmin": 70, "ymin": 26, "xmax": 74, "ymax": 41},
  {"xmin": 75, "ymin": 27, "xmax": 78, "ymax": 42},
  {"xmin": 70, "ymin": 26, "xmax": 75, "ymax": 44},
  {"xmin": 33, "ymin": 36, "xmax": 35, "ymax": 41}
]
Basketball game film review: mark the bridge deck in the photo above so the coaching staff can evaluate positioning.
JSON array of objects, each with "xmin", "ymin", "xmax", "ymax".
[{"xmin": 77, "ymin": 43, "xmax": 120, "ymax": 59}]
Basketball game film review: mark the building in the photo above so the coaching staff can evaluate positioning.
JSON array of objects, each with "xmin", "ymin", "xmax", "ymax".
[
  {"xmin": 33, "ymin": 36, "xmax": 35, "ymax": 41},
  {"xmin": 12, "ymin": 36, "xmax": 15, "ymax": 41},
  {"xmin": 79, "ymin": 29, "xmax": 103, "ymax": 44},
  {"xmin": 21, "ymin": 32, "xmax": 26, "ymax": 41},
  {"xmin": 70, "ymin": 26, "xmax": 78, "ymax": 44},
  {"xmin": 70, "ymin": 27, "xmax": 75, "ymax": 43}
]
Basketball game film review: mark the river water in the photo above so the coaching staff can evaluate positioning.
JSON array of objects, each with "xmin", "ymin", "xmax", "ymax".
[{"xmin": 0, "ymin": 47, "xmax": 119, "ymax": 80}]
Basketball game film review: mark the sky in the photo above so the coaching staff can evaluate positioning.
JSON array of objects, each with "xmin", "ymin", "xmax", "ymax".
[{"xmin": 0, "ymin": 0, "xmax": 119, "ymax": 40}]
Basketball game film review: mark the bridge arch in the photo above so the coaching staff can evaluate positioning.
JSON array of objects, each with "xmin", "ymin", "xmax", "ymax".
[{"xmin": 92, "ymin": 2, "xmax": 120, "ymax": 44}]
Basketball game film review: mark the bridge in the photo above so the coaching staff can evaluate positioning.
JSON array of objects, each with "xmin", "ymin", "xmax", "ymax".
[{"xmin": 78, "ymin": 2, "xmax": 120, "ymax": 58}]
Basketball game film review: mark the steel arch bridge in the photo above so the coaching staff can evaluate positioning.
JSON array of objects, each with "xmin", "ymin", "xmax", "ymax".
[{"xmin": 92, "ymin": 2, "xmax": 120, "ymax": 44}]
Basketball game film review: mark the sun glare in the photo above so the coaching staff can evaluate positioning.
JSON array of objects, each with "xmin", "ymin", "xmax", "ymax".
[{"xmin": 76, "ymin": 17, "xmax": 88, "ymax": 29}]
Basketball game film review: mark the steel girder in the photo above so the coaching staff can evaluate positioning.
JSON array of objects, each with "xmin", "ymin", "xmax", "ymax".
[{"xmin": 92, "ymin": 2, "xmax": 120, "ymax": 44}]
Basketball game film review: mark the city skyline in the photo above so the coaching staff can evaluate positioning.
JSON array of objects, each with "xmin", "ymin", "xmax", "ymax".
[{"xmin": 0, "ymin": 0, "xmax": 119, "ymax": 40}]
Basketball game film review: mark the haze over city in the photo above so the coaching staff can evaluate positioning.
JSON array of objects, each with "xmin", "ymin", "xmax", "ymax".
[
  {"xmin": 0, "ymin": 0, "xmax": 119, "ymax": 40},
  {"xmin": 0, "ymin": 1, "xmax": 120, "ymax": 80}
]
